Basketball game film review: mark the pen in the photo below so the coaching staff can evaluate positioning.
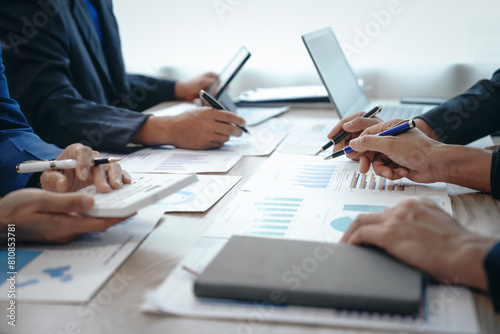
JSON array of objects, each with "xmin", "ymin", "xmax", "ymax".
[
  {"xmin": 199, "ymin": 90, "xmax": 250, "ymax": 135},
  {"xmin": 324, "ymin": 119, "xmax": 416, "ymax": 160},
  {"xmin": 16, "ymin": 157, "xmax": 122, "ymax": 174},
  {"xmin": 315, "ymin": 105, "xmax": 382, "ymax": 155}
]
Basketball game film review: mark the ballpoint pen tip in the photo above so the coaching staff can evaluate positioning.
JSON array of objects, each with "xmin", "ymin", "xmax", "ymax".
[
  {"xmin": 314, "ymin": 149, "xmax": 324, "ymax": 155},
  {"xmin": 324, "ymin": 156, "xmax": 333, "ymax": 160}
]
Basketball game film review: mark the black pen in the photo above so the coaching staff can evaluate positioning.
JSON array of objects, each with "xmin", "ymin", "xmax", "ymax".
[
  {"xmin": 315, "ymin": 105, "xmax": 382, "ymax": 155},
  {"xmin": 324, "ymin": 119, "xmax": 416, "ymax": 160},
  {"xmin": 199, "ymin": 90, "xmax": 250, "ymax": 135}
]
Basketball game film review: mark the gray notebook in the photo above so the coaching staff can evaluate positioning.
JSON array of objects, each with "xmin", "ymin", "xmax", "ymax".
[{"xmin": 194, "ymin": 236, "xmax": 423, "ymax": 315}]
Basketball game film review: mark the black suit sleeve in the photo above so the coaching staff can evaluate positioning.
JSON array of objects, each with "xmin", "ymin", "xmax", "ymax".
[
  {"xmin": 0, "ymin": 1, "xmax": 150, "ymax": 152},
  {"xmin": 416, "ymin": 69, "xmax": 500, "ymax": 145},
  {"xmin": 125, "ymin": 74, "xmax": 177, "ymax": 111}
]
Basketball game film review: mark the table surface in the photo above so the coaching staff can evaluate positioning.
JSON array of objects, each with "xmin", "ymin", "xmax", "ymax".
[{"xmin": 2, "ymin": 107, "xmax": 500, "ymax": 334}]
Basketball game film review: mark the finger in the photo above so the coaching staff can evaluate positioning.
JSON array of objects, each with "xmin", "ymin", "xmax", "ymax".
[
  {"xmin": 212, "ymin": 109, "xmax": 246, "ymax": 128},
  {"xmin": 359, "ymin": 118, "xmax": 404, "ymax": 136},
  {"xmin": 34, "ymin": 214, "xmax": 128, "ymax": 243},
  {"xmin": 347, "ymin": 224, "xmax": 390, "ymax": 248},
  {"xmin": 122, "ymin": 170, "xmax": 132, "ymax": 184},
  {"xmin": 103, "ymin": 163, "xmax": 123, "ymax": 189},
  {"xmin": 90, "ymin": 165, "xmax": 112, "ymax": 193},
  {"xmin": 327, "ymin": 111, "xmax": 364, "ymax": 139},
  {"xmin": 340, "ymin": 212, "xmax": 384, "ymax": 243},
  {"xmin": 72, "ymin": 144, "xmax": 94, "ymax": 181},
  {"xmin": 349, "ymin": 134, "xmax": 400, "ymax": 156},
  {"xmin": 358, "ymin": 155, "xmax": 373, "ymax": 174},
  {"xmin": 395, "ymin": 167, "xmax": 409, "ymax": 178},
  {"xmin": 204, "ymin": 72, "xmax": 218, "ymax": 79},
  {"xmin": 35, "ymin": 192, "xmax": 95, "ymax": 214},
  {"xmin": 343, "ymin": 117, "xmax": 382, "ymax": 134},
  {"xmin": 40, "ymin": 171, "xmax": 68, "ymax": 192},
  {"xmin": 213, "ymin": 120, "xmax": 244, "ymax": 137},
  {"xmin": 209, "ymin": 132, "xmax": 231, "ymax": 143}
]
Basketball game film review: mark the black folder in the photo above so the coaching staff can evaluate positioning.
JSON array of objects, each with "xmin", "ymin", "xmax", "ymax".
[{"xmin": 194, "ymin": 236, "xmax": 423, "ymax": 315}]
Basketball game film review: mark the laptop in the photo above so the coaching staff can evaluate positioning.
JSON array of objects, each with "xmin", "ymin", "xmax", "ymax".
[
  {"xmin": 302, "ymin": 27, "xmax": 436, "ymax": 120},
  {"xmin": 207, "ymin": 47, "xmax": 289, "ymax": 126}
]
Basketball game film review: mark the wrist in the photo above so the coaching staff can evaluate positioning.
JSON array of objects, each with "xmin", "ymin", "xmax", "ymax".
[
  {"xmin": 414, "ymin": 118, "xmax": 439, "ymax": 141},
  {"xmin": 174, "ymin": 81, "xmax": 187, "ymax": 100},
  {"xmin": 448, "ymin": 235, "xmax": 497, "ymax": 291},
  {"xmin": 431, "ymin": 145, "xmax": 492, "ymax": 192},
  {"xmin": 132, "ymin": 116, "xmax": 171, "ymax": 146}
]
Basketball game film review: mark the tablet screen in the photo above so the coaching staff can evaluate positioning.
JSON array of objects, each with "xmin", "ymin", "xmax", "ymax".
[{"xmin": 207, "ymin": 46, "xmax": 251, "ymax": 99}]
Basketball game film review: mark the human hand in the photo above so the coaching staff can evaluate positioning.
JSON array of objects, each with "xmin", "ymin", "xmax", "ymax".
[
  {"xmin": 133, "ymin": 107, "xmax": 246, "ymax": 149},
  {"xmin": 327, "ymin": 111, "xmax": 383, "ymax": 153},
  {"xmin": 175, "ymin": 72, "xmax": 218, "ymax": 101},
  {"xmin": 347, "ymin": 119, "xmax": 443, "ymax": 183},
  {"xmin": 0, "ymin": 189, "xmax": 126, "ymax": 243},
  {"xmin": 340, "ymin": 198, "xmax": 497, "ymax": 291},
  {"xmin": 40, "ymin": 143, "xmax": 131, "ymax": 193}
]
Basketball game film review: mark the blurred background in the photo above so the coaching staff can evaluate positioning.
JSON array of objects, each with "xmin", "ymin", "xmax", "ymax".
[{"xmin": 114, "ymin": 0, "xmax": 500, "ymax": 101}]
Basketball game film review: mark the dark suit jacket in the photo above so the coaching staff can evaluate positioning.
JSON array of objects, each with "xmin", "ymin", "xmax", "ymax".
[
  {"xmin": 0, "ymin": 0, "xmax": 177, "ymax": 152},
  {"xmin": 0, "ymin": 43, "xmax": 62, "ymax": 196}
]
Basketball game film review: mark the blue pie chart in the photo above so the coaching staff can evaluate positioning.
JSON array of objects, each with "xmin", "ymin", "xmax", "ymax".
[{"xmin": 330, "ymin": 217, "xmax": 354, "ymax": 232}]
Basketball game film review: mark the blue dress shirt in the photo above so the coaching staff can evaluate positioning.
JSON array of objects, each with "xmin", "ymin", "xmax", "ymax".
[
  {"xmin": 0, "ymin": 44, "xmax": 62, "ymax": 196},
  {"xmin": 84, "ymin": 0, "xmax": 102, "ymax": 42}
]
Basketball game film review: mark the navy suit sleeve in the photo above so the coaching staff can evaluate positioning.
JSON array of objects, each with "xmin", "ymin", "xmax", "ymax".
[
  {"xmin": 0, "ymin": 0, "xmax": 150, "ymax": 152},
  {"xmin": 417, "ymin": 69, "xmax": 500, "ymax": 145},
  {"xmin": 0, "ymin": 45, "xmax": 62, "ymax": 196},
  {"xmin": 484, "ymin": 242, "xmax": 500, "ymax": 312},
  {"xmin": 126, "ymin": 74, "xmax": 177, "ymax": 111}
]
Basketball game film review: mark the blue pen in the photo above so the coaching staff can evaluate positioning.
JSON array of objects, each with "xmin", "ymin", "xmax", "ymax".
[{"xmin": 324, "ymin": 119, "xmax": 416, "ymax": 160}]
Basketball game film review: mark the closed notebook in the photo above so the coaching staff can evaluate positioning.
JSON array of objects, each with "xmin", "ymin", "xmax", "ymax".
[{"xmin": 194, "ymin": 236, "xmax": 423, "ymax": 315}]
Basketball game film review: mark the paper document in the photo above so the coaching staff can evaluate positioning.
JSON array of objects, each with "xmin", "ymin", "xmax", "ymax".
[
  {"xmin": 141, "ymin": 174, "xmax": 241, "ymax": 212},
  {"xmin": 108, "ymin": 148, "xmax": 241, "ymax": 174},
  {"xmin": 143, "ymin": 237, "xmax": 479, "ymax": 334},
  {"xmin": 273, "ymin": 117, "xmax": 339, "ymax": 156},
  {"xmin": 203, "ymin": 190, "xmax": 452, "ymax": 241},
  {"xmin": 242, "ymin": 155, "xmax": 449, "ymax": 197},
  {"xmin": 206, "ymin": 120, "xmax": 288, "ymax": 156},
  {"xmin": 0, "ymin": 209, "xmax": 164, "ymax": 303}
]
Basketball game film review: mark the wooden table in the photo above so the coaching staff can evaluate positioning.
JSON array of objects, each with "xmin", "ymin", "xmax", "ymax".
[{"xmin": 3, "ymin": 107, "xmax": 500, "ymax": 334}]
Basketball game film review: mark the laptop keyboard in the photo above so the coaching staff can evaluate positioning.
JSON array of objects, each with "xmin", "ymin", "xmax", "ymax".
[{"xmin": 379, "ymin": 105, "xmax": 424, "ymax": 121}]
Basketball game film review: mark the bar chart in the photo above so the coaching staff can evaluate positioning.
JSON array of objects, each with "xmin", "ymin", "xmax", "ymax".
[
  {"xmin": 244, "ymin": 197, "xmax": 303, "ymax": 237},
  {"xmin": 348, "ymin": 171, "xmax": 407, "ymax": 192}
]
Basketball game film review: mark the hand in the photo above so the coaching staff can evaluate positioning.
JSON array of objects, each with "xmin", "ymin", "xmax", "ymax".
[
  {"xmin": 340, "ymin": 198, "xmax": 497, "ymax": 291},
  {"xmin": 40, "ymin": 143, "xmax": 131, "ymax": 193},
  {"xmin": 327, "ymin": 111, "xmax": 383, "ymax": 152},
  {"xmin": 0, "ymin": 189, "xmax": 126, "ymax": 243},
  {"xmin": 133, "ymin": 107, "xmax": 246, "ymax": 149},
  {"xmin": 175, "ymin": 72, "xmax": 218, "ymax": 101}
]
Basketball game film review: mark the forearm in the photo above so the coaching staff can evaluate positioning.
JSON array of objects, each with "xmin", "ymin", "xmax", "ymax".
[
  {"xmin": 448, "ymin": 235, "xmax": 498, "ymax": 291},
  {"xmin": 432, "ymin": 145, "xmax": 492, "ymax": 192}
]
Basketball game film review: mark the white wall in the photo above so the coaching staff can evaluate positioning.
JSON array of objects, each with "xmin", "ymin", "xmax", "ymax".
[{"xmin": 113, "ymin": 0, "xmax": 500, "ymax": 100}]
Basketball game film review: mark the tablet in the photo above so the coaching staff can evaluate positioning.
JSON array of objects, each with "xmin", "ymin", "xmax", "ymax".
[{"xmin": 206, "ymin": 46, "xmax": 251, "ymax": 99}]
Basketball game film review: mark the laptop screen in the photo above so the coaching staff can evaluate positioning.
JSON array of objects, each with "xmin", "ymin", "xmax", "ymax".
[{"xmin": 302, "ymin": 27, "xmax": 368, "ymax": 117}]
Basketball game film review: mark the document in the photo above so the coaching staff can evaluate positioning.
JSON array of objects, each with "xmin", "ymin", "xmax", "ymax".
[
  {"xmin": 242, "ymin": 155, "xmax": 449, "ymax": 197},
  {"xmin": 143, "ymin": 237, "xmax": 479, "ymax": 334},
  {"xmin": 207, "ymin": 120, "xmax": 289, "ymax": 156},
  {"xmin": 107, "ymin": 148, "xmax": 242, "ymax": 173},
  {"xmin": 0, "ymin": 209, "xmax": 164, "ymax": 303},
  {"xmin": 273, "ymin": 117, "xmax": 339, "ymax": 156},
  {"xmin": 142, "ymin": 174, "xmax": 241, "ymax": 212},
  {"xmin": 203, "ymin": 190, "xmax": 452, "ymax": 241}
]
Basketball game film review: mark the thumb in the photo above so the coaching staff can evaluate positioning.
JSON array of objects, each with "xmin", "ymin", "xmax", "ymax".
[
  {"xmin": 40, "ymin": 192, "xmax": 95, "ymax": 214},
  {"xmin": 349, "ymin": 134, "xmax": 389, "ymax": 154}
]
